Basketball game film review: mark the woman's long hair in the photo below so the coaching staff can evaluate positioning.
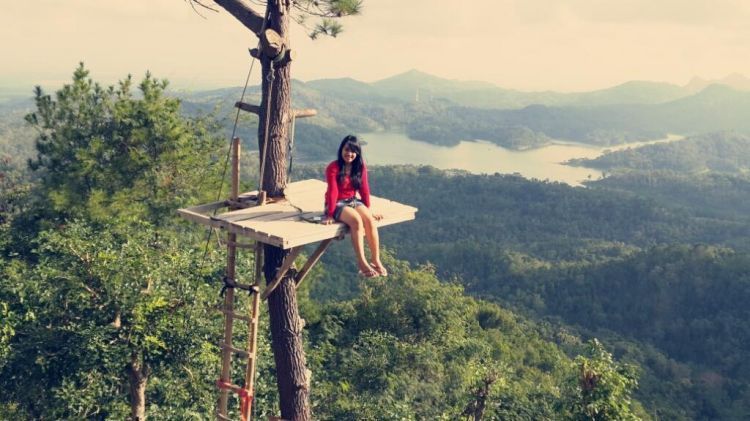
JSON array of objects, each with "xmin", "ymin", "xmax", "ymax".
[{"xmin": 336, "ymin": 134, "xmax": 364, "ymax": 188}]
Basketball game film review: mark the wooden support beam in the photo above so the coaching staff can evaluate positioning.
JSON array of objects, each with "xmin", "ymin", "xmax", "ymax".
[
  {"xmin": 235, "ymin": 101, "xmax": 260, "ymax": 115},
  {"xmin": 294, "ymin": 239, "xmax": 333, "ymax": 289},
  {"xmin": 236, "ymin": 103, "xmax": 312, "ymax": 121},
  {"xmin": 292, "ymin": 108, "xmax": 317, "ymax": 119},
  {"xmin": 261, "ymin": 246, "xmax": 303, "ymax": 299}
]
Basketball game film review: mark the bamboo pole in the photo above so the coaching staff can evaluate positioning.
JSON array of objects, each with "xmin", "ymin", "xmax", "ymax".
[
  {"xmin": 244, "ymin": 195, "xmax": 266, "ymax": 418},
  {"xmin": 218, "ymin": 137, "xmax": 241, "ymax": 417}
]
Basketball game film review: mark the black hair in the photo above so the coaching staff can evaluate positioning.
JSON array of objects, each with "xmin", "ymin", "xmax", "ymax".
[{"xmin": 336, "ymin": 134, "xmax": 364, "ymax": 188}]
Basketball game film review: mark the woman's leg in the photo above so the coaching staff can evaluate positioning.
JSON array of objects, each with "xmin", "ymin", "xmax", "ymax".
[
  {"xmin": 355, "ymin": 205, "xmax": 384, "ymax": 273},
  {"xmin": 338, "ymin": 206, "xmax": 373, "ymax": 273}
]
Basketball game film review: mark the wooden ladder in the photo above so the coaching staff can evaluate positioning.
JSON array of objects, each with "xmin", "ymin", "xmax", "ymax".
[
  {"xmin": 216, "ymin": 138, "xmax": 264, "ymax": 421},
  {"xmin": 213, "ymin": 138, "xmax": 335, "ymax": 420}
]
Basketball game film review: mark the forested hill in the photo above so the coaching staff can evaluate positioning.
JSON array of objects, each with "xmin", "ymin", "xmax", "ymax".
[
  {"xmin": 294, "ymin": 164, "xmax": 750, "ymax": 420},
  {"xmin": 174, "ymin": 71, "xmax": 750, "ymax": 152},
  {"xmin": 5, "ymin": 71, "xmax": 750, "ymax": 159},
  {"xmin": 570, "ymin": 131, "xmax": 750, "ymax": 173}
]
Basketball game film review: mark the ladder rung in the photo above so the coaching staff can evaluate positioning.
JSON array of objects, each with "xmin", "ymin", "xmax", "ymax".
[
  {"xmin": 220, "ymin": 342, "xmax": 249, "ymax": 358},
  {"xmin": 217, "ymin": 381, "xmax": 247, "ymax": 394},
  {"xmin": 219, "ymin": 308, "xmax": 253, "ymax": 323},
  {"xmin": 222, "ymin": 277, "xmax": 260, "ymax": 293},
  {"xmin": 216, "ymin": 412, "xmax": 232, "ymax": 421}
]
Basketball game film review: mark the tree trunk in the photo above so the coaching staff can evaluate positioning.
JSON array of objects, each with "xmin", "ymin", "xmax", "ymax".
[
  {"xmin": 211, "ymin": 0, "xmax": 311, "ymax": 417},
  {"xmin": 258, "ymin": 2, "xmax": 312, "ymax": 420},
  {"xmin": 128, "ymin": 356, "xmax": 149, "ymax": 421}
]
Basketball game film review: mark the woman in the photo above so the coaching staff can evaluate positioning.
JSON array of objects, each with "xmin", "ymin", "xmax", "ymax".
[{"xmin": 323, "ymin": 135, "xmax": 387, "ymax": 278}]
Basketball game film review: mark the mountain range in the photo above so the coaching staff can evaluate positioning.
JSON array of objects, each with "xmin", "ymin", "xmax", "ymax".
[{"xmin": 303, "ymin": 69, "xmax": 750, "ymax": 109}]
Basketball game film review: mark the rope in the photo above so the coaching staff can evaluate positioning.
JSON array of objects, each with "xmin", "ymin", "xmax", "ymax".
[
  {"xmin": 199, "ymin": 2, "xmax": 273, "ymax": 270},
  {"xmin": 287, "ymin": 115, "xmax": 296, "ymax": 183},
  {"xmin": 199, "ymin": 59, "xmax": 258, "ymax": 270},
  {"xmin": 216, "ymin": 379, "xmax": 253, "ymax": 421}
]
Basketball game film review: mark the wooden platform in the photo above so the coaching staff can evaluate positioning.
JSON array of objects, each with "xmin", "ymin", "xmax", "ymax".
[{"xmin": 178, "ymin": 179, "xmax": 418, "ymax": 249}]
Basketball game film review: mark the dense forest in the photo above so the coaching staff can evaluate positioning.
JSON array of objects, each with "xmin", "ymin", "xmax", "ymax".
[
  {"xmin": 294, "ymin": 161, "xmax": 750, "ymax": 420},
  {"xmin": 569, "ymin": 131, "xmax": 750, "ymax": 174},
  {"xmin": 1, "ymin": 67, "xmax": 655, "ymax": 419}
]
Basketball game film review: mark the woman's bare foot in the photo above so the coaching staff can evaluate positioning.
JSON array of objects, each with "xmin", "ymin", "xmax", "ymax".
[
  {"xmin": 358, "ymin": 263, "xmax": 379, "ymax": 278},
  {"xmin": 371, "ymin": 261, "xmax": 388, "ymax": 277}
]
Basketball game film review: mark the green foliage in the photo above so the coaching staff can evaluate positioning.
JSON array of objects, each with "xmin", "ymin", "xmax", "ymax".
[
  {"xmin": 573, "ymin": 132, "xmax": 750, "ymax": 174},
  {"xmin": 1, "ymin": 220, "xmax": 225, "ymax": 419},
  {"xmin": 293, "ymin": 163, "xmax": 750, "ymax": 419},
  {"xmin": 1, "ymin": 65, "xmax": 230, "ymax": 418},
  {"xmin": 589, "ymin": 171, "xmax": 750, "ymax": 222},
  {"xmin": 304, "ymin": 265, "xmax": 575, "ymax": 420},
  {"xmin": 6, "ymin": 63, "xmax": 750, "ymax": 419},
  {"xmin": 292, "ymin": 0, "xmax": 362, "ymax": 39},
  {"xmin": 565, "ymin": 339, "xmax": 640, "ymax": 420},
  {"xmin": 24, "ymin": 62, "xmax": 223, "ymax": 228}
]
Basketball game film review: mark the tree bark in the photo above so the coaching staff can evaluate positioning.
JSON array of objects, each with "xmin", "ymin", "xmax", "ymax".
[
  {"xmin": 128, "ymin": 356, "xmax": 149, "ymax": 421},
  {"xmin": 256, "ymin": 1, "xmax": 312, "ymax": 419}
]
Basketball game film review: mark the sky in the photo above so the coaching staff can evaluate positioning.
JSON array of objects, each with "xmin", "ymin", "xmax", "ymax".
[{"xmin": 2, "ymin": 0, "xmax": 750, "ymax": 93}]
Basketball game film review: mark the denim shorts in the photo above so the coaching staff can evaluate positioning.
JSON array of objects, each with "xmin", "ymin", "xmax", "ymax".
[{"xmin": 331, "ymin": 198, "xmax": 365, "ymax": 221}]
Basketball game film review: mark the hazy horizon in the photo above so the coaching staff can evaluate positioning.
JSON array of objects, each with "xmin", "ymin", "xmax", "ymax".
[{"xmin": 2, "ymin": 0, "xmax": 750, "ymax": 93}]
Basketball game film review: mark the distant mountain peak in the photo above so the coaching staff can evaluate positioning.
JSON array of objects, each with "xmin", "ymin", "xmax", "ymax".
[{"xmin": 685, "ymin": 74, "xmax": 750, "ymax": 93}]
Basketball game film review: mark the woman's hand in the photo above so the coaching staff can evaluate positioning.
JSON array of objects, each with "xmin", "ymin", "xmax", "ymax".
[
  {"xmin": 321, "ymin": 216, "xmax": 335, "ymax": 225},
  {"xmin": 373, "ymin": 213, "xmax": 384, "ymax": 221}
]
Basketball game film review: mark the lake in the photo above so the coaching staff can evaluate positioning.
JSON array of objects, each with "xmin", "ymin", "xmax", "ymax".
[{"xmin": 359, "ymin": 132, "xmax": 684, "ymax": 186}]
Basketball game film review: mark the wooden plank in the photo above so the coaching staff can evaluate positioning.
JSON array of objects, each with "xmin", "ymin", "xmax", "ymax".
[
  {"xmin": 217, "ymin": 210, "xmax": 282, "ymax": 224},
  {"xmin": 177, "ymin": 208, "xmax": 225, "ymax": 228},
  {"xmin": 184, "ymin": 199, "xmax": 228, "ymax": 214},
  {"xmin": 294, "ymin": 239, "xmax": 333, "ymax": 289},
  {"xmin": 261, "ymin": 247, "xmax": 303, "ymax": 299},
  {"xmin": 180, "ymin": 178, "xmax": 418, "ymax": 249},
  {"xmin": 218, "ymin": 201, "xmax": 289, "ymax": 217},
  {"xmin": 224, "ymin": 206, "xmax": 417, "ymax": 249},
  {"xmin": 235, "ymin": 101, "xmax": 260, "ymax": 115},
  {"xmin": 282, "ymin": 212, "xmax": 417, "ymax": 249},
  {"xmin": 283, "ymin": 179, "xmax": 325, "ymax": 196},
  {"xmin": 223, "ymin": 224, "xmax": 285, "ymax": 248},
  {"xmin": 257, "ymin": 209, "xmax": 321, "ymax": 222}
]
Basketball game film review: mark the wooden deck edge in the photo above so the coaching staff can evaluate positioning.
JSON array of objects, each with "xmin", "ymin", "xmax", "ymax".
[
  {"xmin": 177, "ymin": 208, "xmax": 225, "ymax": 228},
  {"xmin": 281, "ymin": 211, "xmax": 417, "ymax": 249}
]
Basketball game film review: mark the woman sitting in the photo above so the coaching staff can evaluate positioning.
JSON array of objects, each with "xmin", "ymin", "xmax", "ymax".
[{"xmin": 322, "ymin": 135, "xmax": 387, "ymax": 278}]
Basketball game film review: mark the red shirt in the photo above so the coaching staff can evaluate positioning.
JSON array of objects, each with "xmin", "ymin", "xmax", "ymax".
[{"xmin": 324, "ymin": 160, "xmax": 371, "ymax": 217}]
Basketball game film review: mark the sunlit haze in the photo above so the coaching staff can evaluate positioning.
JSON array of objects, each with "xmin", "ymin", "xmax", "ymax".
[{"xmin": 2, "ymin": 0, "xmax": 749, "ymax": 93}]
